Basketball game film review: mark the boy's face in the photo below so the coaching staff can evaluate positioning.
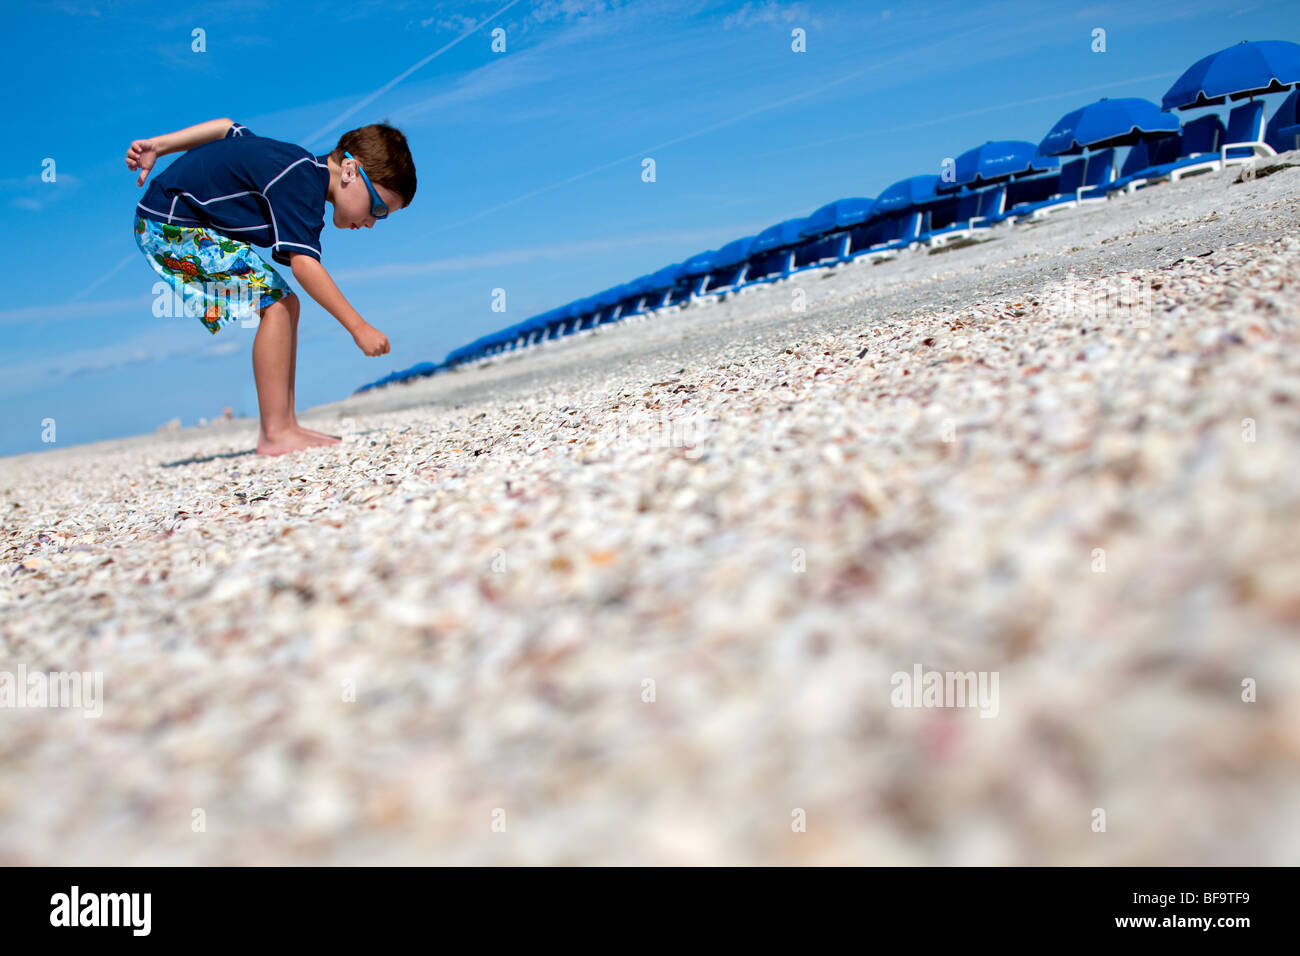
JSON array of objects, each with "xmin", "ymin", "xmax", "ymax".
[{"xmin": 333, "ymin": 155, "xmax": 405, "ymax": 230}]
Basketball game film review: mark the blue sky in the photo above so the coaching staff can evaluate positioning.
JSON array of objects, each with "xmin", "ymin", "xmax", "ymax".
[{"xmin": 4, "ymin": 0, "xmax": 1298, "ymax": 456}]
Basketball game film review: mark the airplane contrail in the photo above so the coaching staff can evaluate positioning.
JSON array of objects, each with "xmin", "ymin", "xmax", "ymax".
[
  {"xmin": 81, "ymin": 1, "xmax": 525, "ymax": 311},
  {"xmin": 69, "ymin": 252, "xmax": 139, "ymax": 303},
  {"xmin": 302, "ymin": 0, "xmax": 525, "ymax": 148},
  {"xmin": 412, "ymin": 43, "xmax": 931, "ymax": 239}
]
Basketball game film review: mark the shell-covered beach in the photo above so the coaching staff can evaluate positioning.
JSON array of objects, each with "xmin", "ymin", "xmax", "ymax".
[{"xmin": 3, "ymin": 159, "xmax": 1299, "ymax": 864}]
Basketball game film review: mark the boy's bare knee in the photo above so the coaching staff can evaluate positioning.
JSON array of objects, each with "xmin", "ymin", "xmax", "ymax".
[{"xmin": 258, "ymin": 292, "xmax": 299, "ymax": 319}]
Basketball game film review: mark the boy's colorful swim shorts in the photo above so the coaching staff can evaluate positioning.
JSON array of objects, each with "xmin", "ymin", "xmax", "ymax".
[{"xmin": 133, "ymin": 214, "xmax": 292, "ymax": 334}]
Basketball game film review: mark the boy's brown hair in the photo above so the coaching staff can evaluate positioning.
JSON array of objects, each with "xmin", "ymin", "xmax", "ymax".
[{"xmin": 330, "ymin": 120, "xmax": 417, "ymax": 210}]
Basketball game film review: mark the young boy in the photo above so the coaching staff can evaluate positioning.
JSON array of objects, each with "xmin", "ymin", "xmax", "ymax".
[{"xmin": 126, "ymin": 117, "xmax": 416, "ymax": 456}]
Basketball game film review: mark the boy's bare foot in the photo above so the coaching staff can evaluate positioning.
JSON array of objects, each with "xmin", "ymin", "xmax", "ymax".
[
  {"xmin": 257, "ymin": 429, "xmax": 323, "ymax": 457},
  {"xmin": 292, "ymin": 426, "xmax": 342, "ymax": 447},
  {"xmin": 293, "ymin": 424, "xmax": 343, "ymax": 442}
]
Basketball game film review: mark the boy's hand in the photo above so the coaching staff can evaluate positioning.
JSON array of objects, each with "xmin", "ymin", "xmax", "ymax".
[
  {"xmin": 126, "ymin": 138, "xmax": 160, "ymax": 186},
  {"xmin": 288, "ymin": 254, "xmax": 386, "ymax": 353},
  {"xmin": 353, "ymin": 323, "xmax": 390, "ymax": 357}
]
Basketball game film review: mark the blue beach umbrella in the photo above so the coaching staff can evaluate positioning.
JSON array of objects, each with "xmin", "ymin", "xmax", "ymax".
[
  {"xmin": 874, "ymin": 174, "xmax": 944, "ymax": 213},
  {"xmin": 681, "ymin": 249, "xmax": 718, "ymax": 276},
  {"xmin": 578, "ymin": 292, "xmax": 610, "ymax": 326},
  {"xmin": 525, "ymin": 307, "xmax": 559, "ymax": 338},
  {"xmin": 556, "ymin": 301, "xmax": 586, "ymax": 333},
  {"xmin": 591, "ymin": 286, "xmax": 624, "ymax": 320},
  {"xmin": 639, "ymin": 264, "xmax": 684, "ymax": 310},
  {"xmin": 751, "ymin": 218, "xmax": 809, "ymax": 254},
  {"xmin": 492, "ymin": 322, "xmax": 524, "ymax": 347},
  {"xmin": 624, "ymin": 275, "xmax": 653, "ymax": 297},
  {"xmin": 603, "ymin": 280, "xmax": 634, "ymax": 306},
  {"xmin": 1163, "ymin": 40, "xmax": 1300, "ymax": 110},
  {"xmin": 952, "ymin": 140, "xmax": 1057, "ymax": 186},
  {"xmin": 800, "ymin": 198, "xmax": 875, "ymax": 237},
  {"xmin": 611, "ymin": 276, "xmax": 651, "ymax": 313},
  {"xmin": 668, "ymin": 253, "xmax": 714, "ymax": 302},
  {"xmin": 588, "ymin": 285, "xmax": 627, "ymax": 323},
  {"xmin": 616, "ymin": 274, "xmax": 655, "ymax": 310},
  {"xmin": 602, "ymin": 283, "xmax": 631, "ymax": 305},
  {"xmin": 711, "ymin": 236, "xmax": 756, "ymax": 268},
  {"xmin": 1039, "ymin": 97, "xmax": 1179, "ymax": 155},
  {"xmin": 646, "ymin": 262, "xmax": 685, "ymax": 290},
  {"xmin": 511, "ymin": 317, "xmax": 537, "ymax": 341},
  {"xmin": 1021, "ymin": 152, "xmax": 1062, "ymax": 175}
]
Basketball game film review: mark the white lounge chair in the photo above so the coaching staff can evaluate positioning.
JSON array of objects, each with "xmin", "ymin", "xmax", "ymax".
[{"xmin": 1219, "ymin": 100, "xmax": 1276, "ymax": 170}]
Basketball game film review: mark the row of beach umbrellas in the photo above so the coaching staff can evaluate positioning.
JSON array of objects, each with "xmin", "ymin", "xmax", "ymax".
[{"xmin": 359, "ymin": 39, "xmax": 1300, "ymax": 390}]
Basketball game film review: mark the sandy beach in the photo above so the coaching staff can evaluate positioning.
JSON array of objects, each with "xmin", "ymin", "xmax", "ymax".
[{"xmin": 3, "ymin": 156, "xmax": 1299, "ymax": 865}]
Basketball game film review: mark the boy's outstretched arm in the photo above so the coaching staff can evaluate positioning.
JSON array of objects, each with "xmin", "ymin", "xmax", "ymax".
[
  {"xmin": 126, "ymin": 117, "xmax": 233, "ymax": 186},
  {"xmin": 290, "ymin": 255, "xmax": 391, "ymax": 357}
]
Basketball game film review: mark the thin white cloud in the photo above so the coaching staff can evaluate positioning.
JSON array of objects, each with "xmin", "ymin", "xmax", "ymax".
[
  {"xmin": 390, "ymin": 54, "xmax": 541, "ymax": 121},
  {"xmin": 333, "ymin": 222, "xmax": 770, "ymax": 282},
  {"xmin": 412, "ymin": 46, "xmax": 918, "ymax": 240},
  {"xmin": 424, "ymin": 13, "xmax": 478, "ymax": 32},
  {"xmin": 393, "ymin": 9, "xmax": 629, "ymax": 123},
  {"xmin": 3, "ymin": 170, "xmax": 85, "ymax": 214},
  {"xmin": 527, "ymin": 0, "xmax": 628, "ymax": 27},
  {"xmin": 407, "ymin": 0, "xmax": 1226, "ymax": 237},
  {"xmin": 0, "ymin": 322, "xmax": 241, "ymax": 395},
  {"xmin": 751, "ymin": 70, "xmax": 1185, "ymax": 159},
  {"xmin": 364, "ymin": 1, "xmax": 642, "ymax": 129},
  {"xmin": 0, "ymin": 295, "xmax": 147, "ymax": 327},
  {"xmin": 0, "ymin": 173, "xmax": 83, "ymax": 191},
  {"xmin": 41, "ymin": 1, "xmax": 101, "ymax": 15},
  {"xmin": 205, "ymin": 339, "xmax": 243, "ymax": 358},
  {"xmin": 723, "ymin": 1, "xmax": 822, "ymax": 30},
  {"xmin": 301, "ymin": 0, "xmax": 527, "ymax": 149}
]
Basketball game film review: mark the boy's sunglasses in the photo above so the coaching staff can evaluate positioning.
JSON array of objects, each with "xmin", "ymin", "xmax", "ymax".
[{"xmin": 344, "ymin": 151, "xmax": 389, "ymax": 219}]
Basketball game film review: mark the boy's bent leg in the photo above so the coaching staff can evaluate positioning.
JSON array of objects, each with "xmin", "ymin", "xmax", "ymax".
[
  {"xmin": 285, "ymin": 292, "xmax": 300, "ymax": 424},
  {"xmin": 283, "ymin": 295, "xmax": 340, "ymax": 442},
  {"xmin": 252, "ymin": 295, "xmax": 318, "ymax": 456}
]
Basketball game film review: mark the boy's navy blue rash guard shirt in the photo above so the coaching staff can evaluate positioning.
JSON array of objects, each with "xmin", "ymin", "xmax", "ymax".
[{"xmin": 136, "ymin": 122, "xmax": 331, "ymax": 267}]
